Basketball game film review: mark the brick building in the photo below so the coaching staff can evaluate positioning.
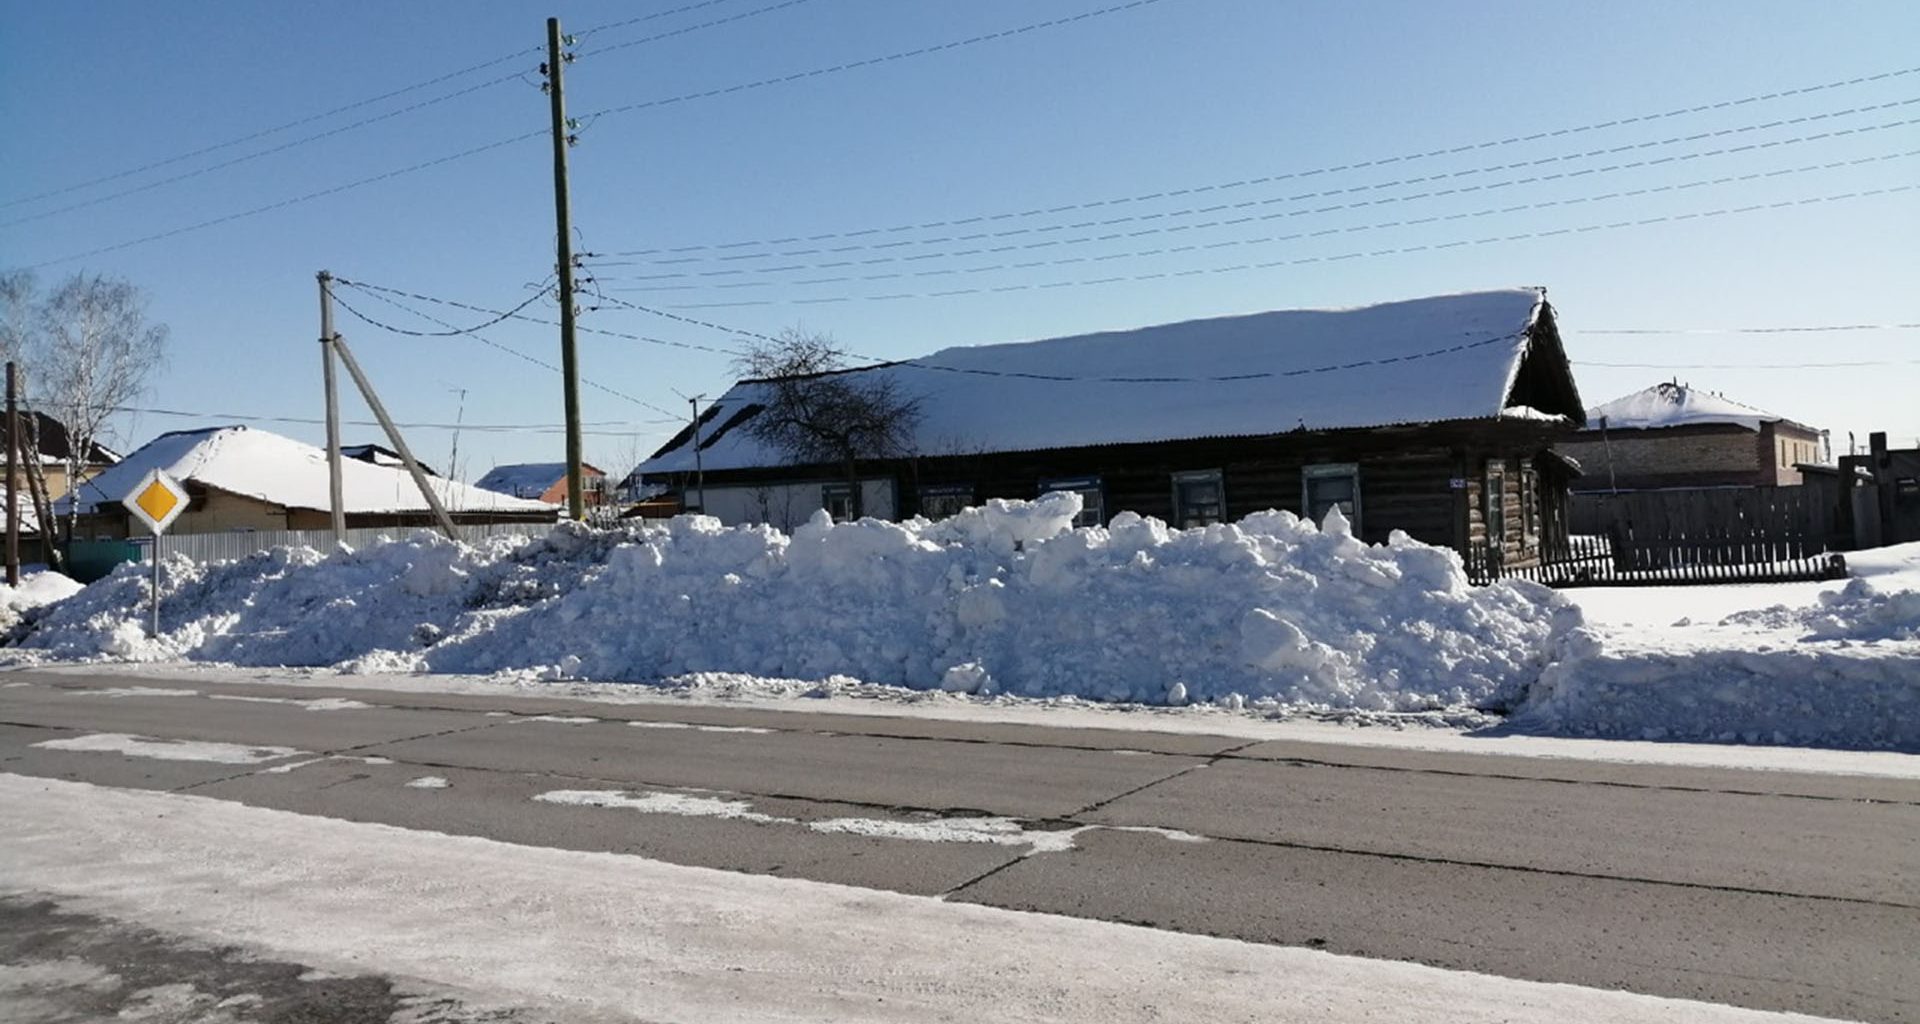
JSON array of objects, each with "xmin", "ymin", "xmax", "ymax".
[{"xmin": 1555, "ymin": 382, "xmax": 1824, "ymax": 491}]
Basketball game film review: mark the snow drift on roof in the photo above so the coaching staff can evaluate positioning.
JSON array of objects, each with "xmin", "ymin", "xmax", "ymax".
[
  {"xmin": 57, "ymin": 426, "xmax": 555, "ymax": 516},
  {"xmin": 639, "ymin": 288, "xmax": 1558, "ymax": 475},
  {"xmin": 1585, "ymin": 382, "xmax": 1808, "ymax": 433},
  {"xmin": 475, "ymin": 463, "xmax": 569, "ymax": 500}
]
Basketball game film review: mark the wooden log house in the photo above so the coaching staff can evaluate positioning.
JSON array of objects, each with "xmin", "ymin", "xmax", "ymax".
[{"xmin": 635, "ymin": 288, "xmax": 1588, "ymax": 566}]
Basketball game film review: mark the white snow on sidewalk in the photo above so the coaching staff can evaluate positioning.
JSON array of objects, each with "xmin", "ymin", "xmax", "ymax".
[
  {"xmin": 0, "ymin": 774, "xmax": 1846, "ymax": 1024},
  {"xmin": 32, "ymin": 733, "xmax": 304, "ymax": 765},
  {"xmin": 1532, "ymin": 542, "xmax": 1920, "ymax": 749}
]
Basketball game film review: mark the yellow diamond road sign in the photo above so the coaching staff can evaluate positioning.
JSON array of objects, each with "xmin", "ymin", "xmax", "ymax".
[{"xmin": 125, "ymin": 469, "xmax": 188, "ymax": 535}]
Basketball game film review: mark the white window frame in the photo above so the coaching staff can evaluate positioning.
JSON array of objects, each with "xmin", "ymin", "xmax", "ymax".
[
  {"xmin": 1300, "ymin": 463, "xmax": 1361, "ymax": 534},
  {"xmin": 821, "ymin": 483, "xmax": 855, "ymax": 523},
  {"xmin": 1039, "ymin": 475, "xmax": 1105, "ymax": 528},
  {"xmin": 1171, "ymin": 469, "xmax": 1225, "ymax": 528}
]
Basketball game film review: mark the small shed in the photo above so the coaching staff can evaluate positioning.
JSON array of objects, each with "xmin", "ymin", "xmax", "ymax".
[{"xmin": 474, "ymin": 462, "xmax": 608, "ymax": 506}]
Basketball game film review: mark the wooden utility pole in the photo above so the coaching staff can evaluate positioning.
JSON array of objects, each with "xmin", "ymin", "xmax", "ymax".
[
  {"xmin": 687, "ymin": 396, "xmax": 707, "ymax": 514},
  {"xmin": 317, "ymin": 271, "xmax": 347, "ymax": 545},
  {"xmin": 6, "ymin": 361, "xmax": 19, "ymax": 586},
  {"xmin": 328, "ymin": 334, "xmax": 460, "ymax": 541},
  {"xmin": 545, "ymin": 17, "xmax": 586, "ymax": 522}
]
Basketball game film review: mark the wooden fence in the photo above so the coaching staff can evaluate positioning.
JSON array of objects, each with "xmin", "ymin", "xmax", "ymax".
[{"xmin": 1474, "ymin": 486, "xmax": 1849, "ymax": 586}]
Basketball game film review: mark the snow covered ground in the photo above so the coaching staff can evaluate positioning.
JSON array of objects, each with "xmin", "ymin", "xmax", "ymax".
[
  {"xmin": 1, "ymin": 501, "xmax": 1915, "ymax": 753},
  {"xmin": 0, "ymin": 774, "xmax": 1850, "ymax": 1024}
]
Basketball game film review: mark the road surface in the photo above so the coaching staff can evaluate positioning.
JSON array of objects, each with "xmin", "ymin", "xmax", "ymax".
[{"xmin": 0, "ymin": 667, "xmax": 1914, "ymax": 1022}]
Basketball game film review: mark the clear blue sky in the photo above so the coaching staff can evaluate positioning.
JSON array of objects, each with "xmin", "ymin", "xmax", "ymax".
[{"xmin": 4, "ymin": 0, "xmax": 1917, "ymax": 481}]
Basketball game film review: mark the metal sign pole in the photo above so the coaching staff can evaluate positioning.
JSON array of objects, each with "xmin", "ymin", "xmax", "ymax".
[{"xmin": 150, "ymin": 533, "xmax": 161, "ymax": 638}]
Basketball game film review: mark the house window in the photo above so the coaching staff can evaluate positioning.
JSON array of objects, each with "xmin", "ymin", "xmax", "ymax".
[
  {"xmin": 1040, "ymin": 476, "xmax": 1104, "ymax": 528},
  {"xmin": 917, "ymin": 484, "xmax": 971, "ymax": 520},
  {"xmin": 822, "ymin": 483, "xmax": 856, "ymax": 522},
  {"xmin": 1484, "ymin": 460, "xmax": 1507, "ymax": 548},
  {"xmin": 1172, "ymin": 470, "xmax": 1224, "ymax": 528},
  {"xmin": 1520, "ymin": 463, "xmax": 1539, "ymax": 547},
  {"xmin": 1300, "ymin": 463, "xmax": 1360, "ymax": 532}
]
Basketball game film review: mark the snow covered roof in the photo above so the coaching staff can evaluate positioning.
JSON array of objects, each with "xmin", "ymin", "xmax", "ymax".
[
  {"xmin": 639, "ymin": 288, "xmax": 1576, "ymax": 475},
  {"xmin": 0, "ymin": 411, "xmax": 119, "ymax": 467},
  {"xmin": 57, "ymin": 426, "xmax": 556, "ymax": 516},
  {"xmin": 474, "ymin": 462, "xmax": 602, "ymax": 500},
  {"xmin": 1585, "ymin": 382, "xmax": 1815, "ymax": 433}
]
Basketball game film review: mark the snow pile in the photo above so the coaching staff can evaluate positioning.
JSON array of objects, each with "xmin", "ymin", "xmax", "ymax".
[
  {"xmin": 0, "ymin": 571, "xmax": 84, "ymax": 636},
  {"xmin": 9, "ymin": 499, "xmax": 1577, "ymax": 712},
  {"xmin": 1524, "ymin": 545, "xmax": 1920, "ymax": 750},
  {"xmin": 1721, "ymin": 578, "xmax": 1920, "ymax": 642}
]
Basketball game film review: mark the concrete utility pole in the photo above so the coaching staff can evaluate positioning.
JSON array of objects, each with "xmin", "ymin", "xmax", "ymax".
[
  {"xmin": 317, "ymin": 272, "xmax": 347, "ymax": 545},
  {"xmin": 545, "ymin": 17, "xmax": 585, "ymax": 522},
  {"xmin": 6, "ymin": 361, "xmax": 19, "ymax": 586}
]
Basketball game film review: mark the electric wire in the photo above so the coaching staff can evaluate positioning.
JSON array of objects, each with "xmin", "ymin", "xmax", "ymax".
[
  {"xmin": 25, "ymin": 131, "xmax": 547, "ymax": 270},
  {"xmin": 329, "ymin": 277, "xmax": 680, "ymax": 418},
  {"xmin": 627, "ymin": 179, "xmax": 1920, "ymax": 309},
  {"xmin": 595, "ymin": 104, "xmax": 1920, "ymax": 270},
  {"xmin": 578, "ymin": 0, "xmax": 1171, "ymax": 121},
  {"xmin": 0, "ymin": 0, "xmax": 761, "ymax": 212},
  {"xmin": 576, "ymin": 0, "xmax": 822, "ymax": 58},
  {"xmin": 107, "ymin": 404, "xmax": 675, "ymax": 434},
  {"xmin": 598, "ymin": 143, "xmax": 1920, "ymax": 292},
  {"xmin": 603, "ymin": 64, "xmax": 1920, "ymax": 258}
]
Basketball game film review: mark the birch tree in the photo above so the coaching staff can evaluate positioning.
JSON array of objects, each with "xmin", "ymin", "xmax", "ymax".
[{"xmin": 21, "ymin": 272, "xmax": 169, "ymax": 540}]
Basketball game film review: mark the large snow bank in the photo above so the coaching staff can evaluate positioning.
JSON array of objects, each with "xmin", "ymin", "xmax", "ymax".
[
  {"xmin": 10, "ymin": 497, "xmax": 1578, "ymax": 712},
  {"xmin": 1532, "ymin": 546, "xmax": 1920, "ymax": 750},
  {"xmin": 0, "ymin": 571, "xmax": 85, "ymax": 635}
]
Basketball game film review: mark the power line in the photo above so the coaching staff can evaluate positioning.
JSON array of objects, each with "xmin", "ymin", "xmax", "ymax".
[
  {"xmin": 1578, "ymin": 359, "xmax": 1920, "ymax": 369},
  {"xmin": 337, "ymin": 278, "xmax": 749, "ymax": 359},
  {"xmin": 596, "ymin": 102, "xmax": 1920, "ymax": 270},
  {"xmin": 579, "ymin": 0, "xmax": 1171, "ymax": 121},
  {"xmin": 25, "ymin": 131, "xmax": 546, "ymax": 270},
  {"xmin": 577, "ymin": 0, "xmax": 821, "ymax": 58},
  {"xmin": 1578, "ymin": 323, "xmax": 1920, "ymax": 335},
  {"xmin": 0, "ymin": 0, "xmax": 757, "ymax": 212},
  {"xmin": 603, "ymin": 64, "xmax": 1920, "ymax": 259},
  {"xmin": 109, "ymin": 404, "xmax": 675, "ymax": 434},
  {"xmin": 632, "ymin": 179, "xmax": 1920, "ymax": 310},
  {"xmin": 598, "ymin": 142, "xmax": 1920, "ymax": 292},
  {"xmin": 0, "ymin": 74, "xmax": 526, "ymax": 230},
  {"xmin": 330, "ymin": 278, "xmax": 681, "ymax": 418},
  {"xmin": 329, "ymin": 282, "xmax": 555, "ymax": 337}
]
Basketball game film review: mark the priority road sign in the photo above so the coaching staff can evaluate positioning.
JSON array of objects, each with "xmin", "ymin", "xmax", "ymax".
[{"xmin": 125, "ymin": 469, "xmax": 188, "ymax": 536}]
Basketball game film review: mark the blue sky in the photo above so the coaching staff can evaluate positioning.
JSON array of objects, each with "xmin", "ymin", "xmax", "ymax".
[{"xmin": 3, "ymin": 0, "xmax": 1916, "ymax": 480}]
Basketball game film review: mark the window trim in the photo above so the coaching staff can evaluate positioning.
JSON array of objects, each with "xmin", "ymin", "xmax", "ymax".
[
  {"xmin": 1484, "ymin": 459, "xmax": 1508, "ymax": 549},
  {"xmin": 821, "ymin": 482, "xmax": 855, "ymax": 523},
  {"xmin": 1300, "ymin": 462, "xmax": 1361, "ymax": 534},
  {"xmin": 1519, "ymin": 462, "xmax": 1540, "ymax": 546},
  {"xmin": 1171, "ymin": 469, "xmax": 1225, "ymax": 528},
  {"xmin": 916, "ymin": 483, "xmax": 972, "ymax": 520},
  {"xmin": 1040, "ymin": 475, "xmax": 1105, "ymax": 528}
]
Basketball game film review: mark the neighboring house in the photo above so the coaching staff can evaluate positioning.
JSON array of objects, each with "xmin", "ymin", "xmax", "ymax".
[
  {"xmin": 1555, "ymin": 382, "xmax": 1825, "ymax": 491},
  {"xmin": 474, "ymin": 462, "xmax": 608, "ymax": 506},
  {"xmin": 1, "ymin": 410, "xmax": 120, "ymax": 500},
  {"xmin": 635, "ymin": 288, "xmax": 1587, "ymax": 565},
  {"xmin": 341, "ymin": 443, "xmax": 438, "ymax": 477},
  {"xmin": 56, "ymin": 425, "xmax": 556, "ymax": 538}
]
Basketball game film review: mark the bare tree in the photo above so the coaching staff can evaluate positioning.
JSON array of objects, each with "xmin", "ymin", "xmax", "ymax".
[
  {"xmin": 18, "ymin": 272, "xmax": 169, "ymax": 542},
  {"xmin": 735, "ymin": 328, "xmax": 920, "ymax": 520}
]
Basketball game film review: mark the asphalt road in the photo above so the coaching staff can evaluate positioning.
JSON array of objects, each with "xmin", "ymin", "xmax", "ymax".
[{"xmin": 1, "ymin": 668, "xmax": 1915, "ymax": 1023}]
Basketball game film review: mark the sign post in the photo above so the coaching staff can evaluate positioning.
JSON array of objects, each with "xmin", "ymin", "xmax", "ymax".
[{"xmin": 123, "ymin": 469, "xmax": 188, "ymax": 638}]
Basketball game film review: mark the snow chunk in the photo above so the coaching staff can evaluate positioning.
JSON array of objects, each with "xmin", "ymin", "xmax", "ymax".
[{"xmin": 34, "ymin": 732, "xmax": 303, "ymax": 764}]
